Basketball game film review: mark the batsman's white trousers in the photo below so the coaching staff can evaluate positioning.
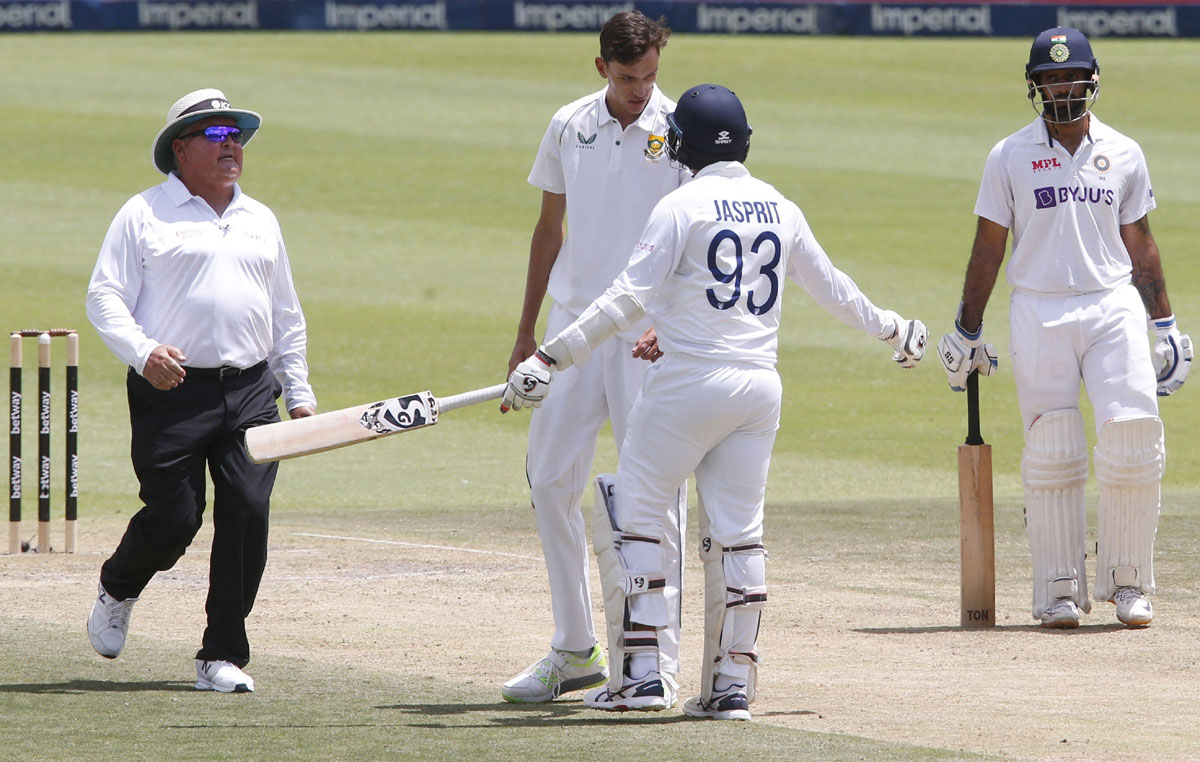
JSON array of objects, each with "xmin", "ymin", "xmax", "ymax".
[
  {"xmin": 526, "ymin": 303, "xmax": 685, "ymax": 672},
  {"xmin": 1009, "ymin": 284, "xmax": 1158, "ymax": 433},
  {"xmin": 617, "ymin": 354, "xmax": 781, "ymax": 620}
]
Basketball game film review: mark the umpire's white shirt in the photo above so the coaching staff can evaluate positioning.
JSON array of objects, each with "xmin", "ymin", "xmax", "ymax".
[
  {"xmin": 86, "ymin": 172, "xmax": 316, "ymax": 411},
  {"xmin": 602, "ymin": 161, "xmax": 893, "ymax": 369},
  {"xmin": 974, "ymin": 115, "xmax": 1156, "ymax": 295},
  {"xmin": 528, "ymin": 84, "xmax": 688, "ymax": 335}
]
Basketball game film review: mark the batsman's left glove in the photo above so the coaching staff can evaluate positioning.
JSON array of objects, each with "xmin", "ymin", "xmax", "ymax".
[
  {"xmin": 500, "ymin": 350, "xmax": 554, "ymax": 413},
  {"xmin": 1152, "ymin": 315, "xmax": 1192, "ymax": 396}
]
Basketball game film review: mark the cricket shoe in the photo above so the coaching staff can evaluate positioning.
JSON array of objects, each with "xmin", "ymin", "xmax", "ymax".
[
  {"xmin": 1113, "ymin": 586, "xmax": 1153, "ymax": 627},
  {"xmin": 683, "ymin": 686, "xmax": 752, "ymax": 721},
  {"xmin": 1039, "ymin": 599, "xmax": 1080, "ymax": 629},
  {"xmin": 501, "ymin": 645, "xmax": 608, "ymax": 703},
  {"xmin": 87, "ymin": 583, "xmax": 138, "ymax": 659},
  {"xmin": 582, "ymin": 670, "xmax": 674, "ymax": 712},
  {"xmin": 195, "ymin": 660, "xmax": 255, "ymax": 693}
]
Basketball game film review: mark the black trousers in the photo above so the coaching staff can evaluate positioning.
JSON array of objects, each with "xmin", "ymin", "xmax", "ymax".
[{"xmin": 101, "ymin": 362, "xmax": 281, "ymax": 667}]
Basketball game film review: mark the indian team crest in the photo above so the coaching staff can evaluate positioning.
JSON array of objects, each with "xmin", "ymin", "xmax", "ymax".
[
  {"xmin": 1093, "ymin": 154, "xmax": 1111, "ymax": 172},
  {"xmin": 1050, "ymin": 43, "xmax": 1070, "ymax": 63},
  {"xmin": 644, "ymin": 133, "xmax": 665, "ymax": 161}
]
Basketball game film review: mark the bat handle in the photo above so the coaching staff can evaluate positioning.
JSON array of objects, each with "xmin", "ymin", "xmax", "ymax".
[
  {"xmin": 439, "ymin": 383, "xmax": 507, "ymax": 413},
  {"xmin": 965, "ymin": 371, "xmax": 983, "ymax": 446}
]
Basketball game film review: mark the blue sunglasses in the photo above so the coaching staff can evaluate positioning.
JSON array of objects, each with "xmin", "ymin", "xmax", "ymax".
[{"xmin": 178, "ymin": 125, "xmax": 252, "ymax": 144}]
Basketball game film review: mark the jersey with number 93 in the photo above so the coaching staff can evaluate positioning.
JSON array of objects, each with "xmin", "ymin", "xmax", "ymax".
[{"xmin": 605, "ymin": 161, "xmax": 894, "ymax": 369}]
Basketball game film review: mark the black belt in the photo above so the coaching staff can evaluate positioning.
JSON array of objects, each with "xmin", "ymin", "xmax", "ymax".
[{"xmin": 182, "ymin": 360, "xmax": 267, "ymax": 381}]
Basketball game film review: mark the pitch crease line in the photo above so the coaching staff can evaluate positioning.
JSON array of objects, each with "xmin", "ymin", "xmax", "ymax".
[{"xmin": 293, "ymin": 532, "xmax": 541, "ymax": 561}]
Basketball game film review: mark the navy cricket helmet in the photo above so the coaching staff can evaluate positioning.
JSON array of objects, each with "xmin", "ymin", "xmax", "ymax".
[
  {"xmin": 666, "ymin": 84, "xmax": 751, "ymax": 171},
  {"xmin": 1026, "ymin": 27, "xmax": 1098, "ymax": 79},
  {"xmin": 1025, "ymin": 27, "xmax": 1100, "ymax": 124}
]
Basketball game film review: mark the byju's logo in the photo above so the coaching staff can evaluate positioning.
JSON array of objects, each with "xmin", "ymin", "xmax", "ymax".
[{"xmin": 1034, "ymin": 185, "xmax": 1115, "ymax": 210}]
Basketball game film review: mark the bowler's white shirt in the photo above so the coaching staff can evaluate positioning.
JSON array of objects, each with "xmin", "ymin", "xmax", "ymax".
[
  {"xmin": 974, "ymin": 115, "xmax": 1156, "ymax": 295},
  {"xmin": 528, "ymin": 84, "xmax": 688, "ymax": 333},
  {"xmin": 601, "ymin": 162, "xmax": 892, "ymax": 368},
  {"xmin": 86, "ymin": 172, "xmax": 316, "ymax": 411}
]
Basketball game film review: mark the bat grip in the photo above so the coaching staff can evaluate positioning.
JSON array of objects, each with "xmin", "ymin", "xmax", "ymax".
[
  {"xmin": 439, "ymin": 383, "xmax": 507, "ymax": 413},
  {"xmin": 965, "ymin": 371, "xmax": 984, "ymax": 446}
]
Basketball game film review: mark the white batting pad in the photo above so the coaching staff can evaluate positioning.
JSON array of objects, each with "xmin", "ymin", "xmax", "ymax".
[
  {"xmin": 593, "ymin": 474, "xmax": 666, "ymax": 693},
  {"xmin": 1093, "ymin": 416, "xmax": 1165, "ymax": 602},
  {"xmin": 1022, "ymin": 408, "xmax": 1091, "ymax": 618},
  {"xmin": 698, "ymin": 505, "xmax": 766, "ymax": 705}
]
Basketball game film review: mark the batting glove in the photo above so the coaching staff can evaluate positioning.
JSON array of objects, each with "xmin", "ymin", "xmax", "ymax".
[
  {"xmin": 938, "ymin": 321, "xmax": 998, "ymax": 392},
  {"xmin": 880, "ymin": 312, "xmax": 927, "ymax": 369},
  {"xmin": 500, "ymin": 350, "xmax": 554, "ymax": 413},
  {"xmin": 1151, "ymin": 315, "xmax": 1193, "ymax": 396}
]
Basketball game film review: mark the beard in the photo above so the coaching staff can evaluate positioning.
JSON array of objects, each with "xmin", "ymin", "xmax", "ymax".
[{"xmin": 1044, "ymin": 95, "xmax": 1088, "ymax": 124}]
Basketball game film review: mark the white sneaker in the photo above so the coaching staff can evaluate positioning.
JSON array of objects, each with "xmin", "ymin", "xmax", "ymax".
[
  {"xmin": 195, "ymin": 660, "xmax": 255, "ymax": 693},
  {"xmin": 1113, "ymin": 586, "xmax": 1153, "ymax": 627},
  {"xmin": 501, "ymin": 645, "xmax": 608, "ymax": 703},
  {"xmin": 87, "ymin": 583, "xmax": 138, "ymax": 659},
  {"xmin": 582, "ymin": 670, "xmax": 672, "ymax": 712},
  {"xmin": 683, "ymin": 687, "xmax": 752, "ymax": 721},
  {"xmin": 1040, "ymin": 599, "xmax": 1080, "ymax": 629}
]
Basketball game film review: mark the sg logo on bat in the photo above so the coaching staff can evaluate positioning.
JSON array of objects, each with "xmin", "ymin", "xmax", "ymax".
[{"xmin": 359, "ymin": 392, "xmax": 439, "ymax": 434}]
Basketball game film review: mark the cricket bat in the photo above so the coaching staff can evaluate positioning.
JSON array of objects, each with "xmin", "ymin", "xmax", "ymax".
[
  {"xmin": 244, "ymin": 383, "xmax": 506, "ymax": 464},
  {"xmin": 958, "ymin": 371, "xmax": 996, "ymax": 628}
]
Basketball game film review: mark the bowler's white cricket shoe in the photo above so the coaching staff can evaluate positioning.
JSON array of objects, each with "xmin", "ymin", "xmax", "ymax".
[
  {"xmin": 87, "ymin": 583, "xmax": 138, "ymax": 659},
  {"xmin": 195, "ymin": 660, "xmax": 255, "ymax": 693},
  {"xmin": 501, "ymin": 645, "xmax": 608, "ymax": 703},
  {"xmin": 582, "ymin": 670, "xmax": 674, "ymax": 712},
  {"xmin": 1040, "ymin": 599, "xmax": 1080, "ymax": 629},
  {"xmin": 683, "ymin": 687, "xmax": 752, "ymax": 721},
  {"xmin": 1113, "ymin": 586, "xmax": 1153, "ymax": 627}
]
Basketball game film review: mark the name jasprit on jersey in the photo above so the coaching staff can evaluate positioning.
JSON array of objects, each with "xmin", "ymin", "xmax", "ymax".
[{"xmin": 713, "ymin": 199, "xmax": 782, "ymax": 225}]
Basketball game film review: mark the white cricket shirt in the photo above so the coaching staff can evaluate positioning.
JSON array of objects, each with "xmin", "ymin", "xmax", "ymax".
[
  {"xmin": 86, "ymin": 173, "xmax": 316, "ymax": 411},
  {"xmin": 974, "ymin": 115, "xmax": 1156, "ymax": 295},
  {"xmin": 601, "ymin": 161, "xmax": 892, "ymax": 368},
  {"xmin": 528, "ymin": 85, "xmax": 688, "ymax": 328}
]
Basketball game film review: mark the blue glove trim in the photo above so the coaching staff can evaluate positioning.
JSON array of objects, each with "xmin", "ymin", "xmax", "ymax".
[{"xmin": 955, "ymin": 319, "xmax": 982, "ymax": 342}]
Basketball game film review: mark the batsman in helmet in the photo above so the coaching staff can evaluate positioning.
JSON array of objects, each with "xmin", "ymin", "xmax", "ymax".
[
  {"xmin": 504, "ymin": 84, "xmax": 926, "ymax": 719},
  {"xmin": 938, "ymin": 28, "xmax": 1191, "ymax": 628}
]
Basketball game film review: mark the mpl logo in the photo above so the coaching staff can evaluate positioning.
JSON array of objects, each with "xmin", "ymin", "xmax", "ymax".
[
  {"xmin": 1034, "ymin": 186, "xmax": 1057, "ymax": 209},
  {"xmin": 1031, "ymin": 158, "xmax": 1061, "ymax": 172}
]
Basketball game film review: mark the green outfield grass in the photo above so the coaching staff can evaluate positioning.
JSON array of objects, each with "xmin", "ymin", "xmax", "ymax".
[{"xmin": 1, "ymin": 32, "xmax": 1198, "ymax": 762}]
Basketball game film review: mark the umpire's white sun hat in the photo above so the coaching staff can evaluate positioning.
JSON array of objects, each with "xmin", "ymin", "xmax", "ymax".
[{"xmin": 152, "ymin": 88, "xmax": 262, "ymax": 174}]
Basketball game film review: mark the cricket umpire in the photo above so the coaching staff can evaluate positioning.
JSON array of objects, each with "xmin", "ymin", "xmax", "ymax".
[
  {"xmin": 85, "ymin": 88, "xmax": 316, "ymax": 692},
  {"xmin": 939, "ymin": 29, "xmax": 1191, "ymax": 628}
]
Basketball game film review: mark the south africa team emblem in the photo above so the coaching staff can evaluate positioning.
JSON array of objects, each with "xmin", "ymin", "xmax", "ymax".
[{"xmin": 644, "ymin": 134, "xmax": 665, "ymax": 161}]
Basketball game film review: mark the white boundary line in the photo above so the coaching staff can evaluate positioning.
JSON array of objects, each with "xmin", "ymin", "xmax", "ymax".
[{"xmin": 292, "ymin": 532, "xmax": 542, "ymax": 562}]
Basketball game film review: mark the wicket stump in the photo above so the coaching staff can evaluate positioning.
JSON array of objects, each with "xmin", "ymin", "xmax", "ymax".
[{"xmin": 9, "ymin": 330, "xmax": 79, "ymax": 554}]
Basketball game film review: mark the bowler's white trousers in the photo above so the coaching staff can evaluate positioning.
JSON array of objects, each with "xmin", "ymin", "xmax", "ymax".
[
  {"xmin": 1009, "ymin": 283, "xmax": 1158, "ymax": 433},
  {"xmin": 526, "ymin": 303, "xmax": 685, "ymax": 674},
  {"xmin": 616, "ymin": 354, "xmax": 782, "ymax": 626}
]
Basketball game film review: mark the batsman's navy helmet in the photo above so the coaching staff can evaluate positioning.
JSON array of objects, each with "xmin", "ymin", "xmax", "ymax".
[
  {"xmin": 1025, "ymin": 27, "xmax": 1100, "ymax": 124},
  {"xmin": 666, "ymin": 84, "xmax": 751, "ymax": 171},
  {"xmin": 1026, "ymin": 27, "xmax": 1098, "ymax": 79}
]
